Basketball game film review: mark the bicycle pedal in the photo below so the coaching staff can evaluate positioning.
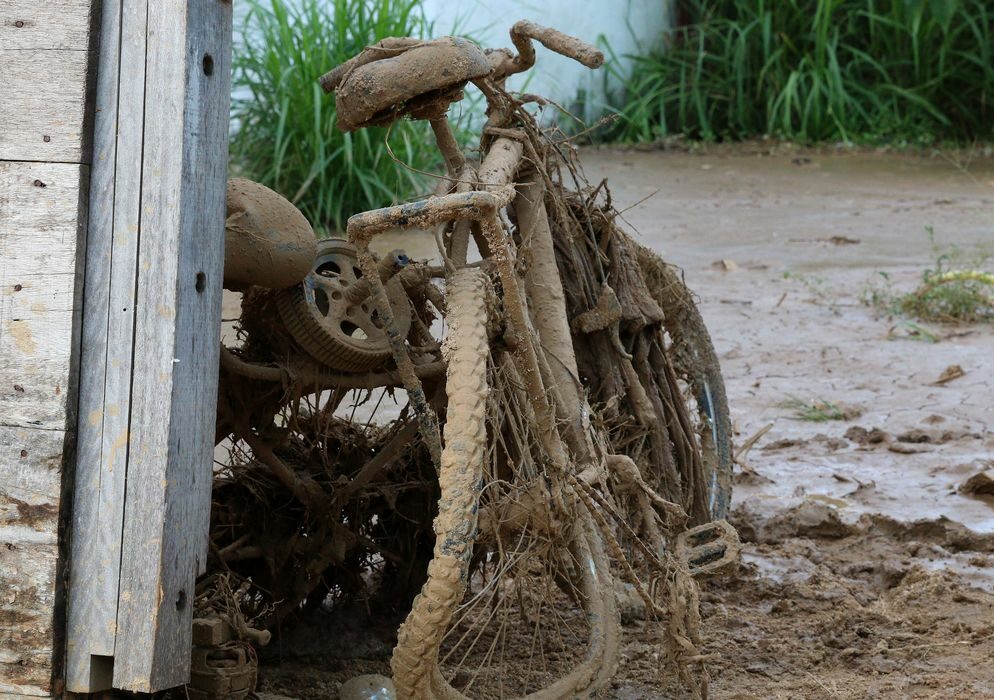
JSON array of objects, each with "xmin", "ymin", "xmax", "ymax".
[{"xmin": 675, "ymin": 519, "xmax": 741, "ymax": 577}]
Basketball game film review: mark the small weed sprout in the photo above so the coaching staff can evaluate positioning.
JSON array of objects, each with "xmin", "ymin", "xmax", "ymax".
[
  {"xmin": 782, "ymin": 271, "xmax": 841, "ymax": 313},
  {"xmin": 779, "ymin": 396, "xmax": 847, "ymax": 422},
  {"xmin": 863, "ymin": 228, "xmax": 994, "ymax": 324}
]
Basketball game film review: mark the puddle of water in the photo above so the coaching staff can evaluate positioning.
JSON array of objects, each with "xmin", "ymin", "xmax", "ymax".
[
  {"xmin": 741, "ymin": 549, "xmax": 817, "ymax": 585},
  {"xmin": 734, "ymin": 449, "xmax": 994, "ymax": 534}
]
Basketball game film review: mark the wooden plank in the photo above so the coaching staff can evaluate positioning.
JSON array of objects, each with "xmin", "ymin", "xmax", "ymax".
[
  {"xmin": 112, "ymin": 0, "xmax": 232, "ymax": 691},
  {"xmin": 65, "ymin": 0, "xmax": 147, "ymax": 690},
  {"xmin": 0, "ymin": 468, "xmax": 64, "ymax": 696},
  {"xmin": 0, "ymin": 160, "xmax": 88, "ymax": 697},
  {"xmin": 0, "ymin": 3, "xmax": 95, "ymax": 698},
  {"xmin": 0, "ymin": 0, "xmax": 98, "ymax": 167},
  {"xmin": 0, "ymin": 1, "xmax": 95, "ymax": 51},
  {"xmin": 0, "ymin": 164, "xmax": 87, "ymax": 431},
  {"xmin": 0, "ymin": 427, "xmax": 66, "ymax": 505},
  {"xmin": 0, "ymin": 48, "xmax": 93, "ymax": 163},
  {"xmin": 0, "ymin": 427, "xmax": 65, "ymax": 696}
]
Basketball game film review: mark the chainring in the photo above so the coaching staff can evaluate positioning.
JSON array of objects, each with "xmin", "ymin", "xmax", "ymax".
[{"xmin": 276, "ymin": 239, "xmax": 413, "ymax": 372}]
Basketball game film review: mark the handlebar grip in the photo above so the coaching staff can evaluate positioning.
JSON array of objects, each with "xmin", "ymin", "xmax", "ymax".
[{"xmin": 510, "ymin": 20, "xmax": 604, "ymax": 70}]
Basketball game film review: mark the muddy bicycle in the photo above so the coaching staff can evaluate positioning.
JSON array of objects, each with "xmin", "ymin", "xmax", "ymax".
[{"xmin": 210, "ymin": 20, "xmax": 737, "ymax": 700}]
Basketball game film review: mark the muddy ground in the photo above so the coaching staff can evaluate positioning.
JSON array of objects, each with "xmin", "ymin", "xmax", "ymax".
[
  {"xmin": 254, "ymin": 146, "xmax": 994, "ymax": 699},
  {"xmin": 593, "ymin": 145, "xmax": 994, "ymax": 699}
]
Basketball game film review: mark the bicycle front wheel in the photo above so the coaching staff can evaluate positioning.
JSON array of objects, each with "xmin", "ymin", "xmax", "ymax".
[{"xmin": 390, "ymin": 268, "xmax": 620, "ymax": 700}]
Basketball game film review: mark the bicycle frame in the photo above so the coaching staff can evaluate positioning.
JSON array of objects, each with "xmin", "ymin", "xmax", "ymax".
[
  {"xmin": 206, "ymin": 20, "xmax": 740, "ymax": 700},
  {"xmin": 345, "ymin": 133, "xmax": 583, "ymax": 478}
]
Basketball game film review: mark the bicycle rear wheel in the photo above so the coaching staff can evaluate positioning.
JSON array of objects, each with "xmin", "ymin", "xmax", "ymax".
[
  {"xmin": 549, "ymin": 188, "xmax": 732, "ymax": 525},
  {"xmin": 635, "ymin": 244, "xmax": 733, "ymax": 521}
]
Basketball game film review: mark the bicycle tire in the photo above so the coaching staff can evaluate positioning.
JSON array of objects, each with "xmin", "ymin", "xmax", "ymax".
[
  {"xmin": 390, "ymin": 267, "xmax": 491, "ymax": 698},
  {"xmin": 635, "ymin": 245, "xmax": 733, "ymax": 521},
  {"xmin": 390, "ymin": 268, "xmax": 620, "ymax": 700}
]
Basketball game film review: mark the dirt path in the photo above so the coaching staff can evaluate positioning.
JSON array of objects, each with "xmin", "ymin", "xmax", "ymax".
[{"xmin": 582, "ymin": 146, "xmax": 994, "ymax": 699}]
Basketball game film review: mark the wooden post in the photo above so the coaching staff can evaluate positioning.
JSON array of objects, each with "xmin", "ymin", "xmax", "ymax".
[
  {"xmin": 0, "ymin": 1, "xmax": 98, "ymax": 696},
  {"xmin": 64, "ymin": 0, "xmax": 232, "ymax": 694},
  {"xmin": 65, "ymin": 0, "xmax": 147, "ymax": 690}
]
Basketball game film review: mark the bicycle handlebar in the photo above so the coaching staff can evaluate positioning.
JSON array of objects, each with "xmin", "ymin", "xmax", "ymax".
[
  {"xmin": 509, "ymin": 21, "xmax": 604, "ymax": 72},
  {"xmin": 320, "ymin": 21, "xmax": 603, "ymax": 96},
  {"xmin": 347, "ymin": 187, "xmax": 516, "ymax": 242}
]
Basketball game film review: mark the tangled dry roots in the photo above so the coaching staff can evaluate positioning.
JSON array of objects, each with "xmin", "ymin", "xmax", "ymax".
[{"xmin": 210, "ymin": 408, "xmax": 440, "ymax": 631}]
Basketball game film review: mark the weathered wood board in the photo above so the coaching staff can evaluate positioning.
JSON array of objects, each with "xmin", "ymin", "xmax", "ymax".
[
  {"xmin": 0, "ymin": 161, "xmax": 88, "ymax": 696},
  {"xmin": 65, "ymin": 0, "xmax": 145, "ymax": 690},
  {"xmin": 60, "ymin": 0, "xmax": 233, "ymax": 692},
  {"xmin": 4, "ymin": 0, "xmax": 231, "ymax": 694},
  {"xmin": 0, "ymin": 1, "xmax": 98, "ymax": 164},
  {"xmin": 1, "ymin": 2, "xmax": 93, "ymax": 697},
  {"xmin": 112, "ymin": 0, "xmax": 231, "ymax": 686},
  {"xmin": 0, "ymin": 1, "xmax": 95, "ymax": 50}
]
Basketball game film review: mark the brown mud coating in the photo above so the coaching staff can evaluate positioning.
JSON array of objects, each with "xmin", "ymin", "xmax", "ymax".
[
  {"xmin": 213, "ymin": 106, "xmax": 713, "ymax": 698},
  {"xmin": 246, "ymin": 148, "xmax": 994, "ymax": 699},
  {"xmin": 224, "ymin": 178, "xmax": 317, "ymax": 290},
  {"xmin": 330, "ymin": 37, "xmax": 491, "ymax": 131},
  {"xmin": 389, "ymin": 269, "xmax": 489, "ymax": 698},
  {"xmin": 604, "ymin": 146, "xmax": 994, "ymax": 699},
  {"xmin": 275, "ymin": 239, "xmax": 414, "ymax": 372},
  {"xmin": 323, "ymin": 21, "xmax": 603, "ymax": 133}
]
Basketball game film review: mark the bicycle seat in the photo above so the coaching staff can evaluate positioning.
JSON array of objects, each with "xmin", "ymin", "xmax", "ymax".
[{"xmin": 332, "ymin": 36, "xmax": 491, "ymax": 131}]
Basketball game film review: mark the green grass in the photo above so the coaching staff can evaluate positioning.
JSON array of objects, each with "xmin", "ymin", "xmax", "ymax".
[
  {"xmin": 864, "ymin": 229, "xmax": 994, "ymax": 323},
  {"xmin": 896, "ymin": 268, "xmax": 994, "ymax": 322},
  {"xmin": 779, "ymin": 396, "xmax": 848, "ymax": 422},
  {"xmin": 608, "ymin": 0, "xmax": 994, "ymax": 145},
  {"xmin": 231, "ymin": 0, "xmax": 443, "ymax": 234}
]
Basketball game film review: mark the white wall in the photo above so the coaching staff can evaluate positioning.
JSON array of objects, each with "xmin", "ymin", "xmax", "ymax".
[
  {"xmin": 423, "ymin": 0, "xmax": 673, "ymax": 118},
  {"xmin": 234, "ymin": 1, "xmax": 673, "ymax": 121},
  {"xmin": 234, "ymin": 0, "xmax": 674, "ymax": 124}
]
